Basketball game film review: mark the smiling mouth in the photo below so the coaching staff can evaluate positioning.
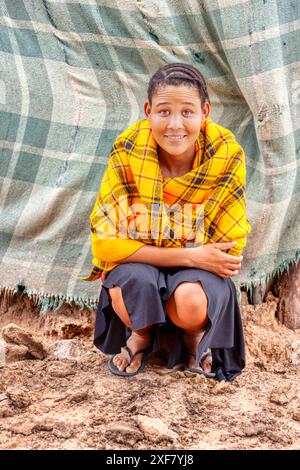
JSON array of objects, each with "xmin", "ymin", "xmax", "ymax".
[{"xmin": 164, "ymin": 135, "xmax": 187, "ymax": 141}]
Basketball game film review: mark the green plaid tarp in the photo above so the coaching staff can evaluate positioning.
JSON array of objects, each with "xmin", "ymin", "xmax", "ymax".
[{"xmin": 1, "ymin": 0, "xmax": 300, "ymax": 313}]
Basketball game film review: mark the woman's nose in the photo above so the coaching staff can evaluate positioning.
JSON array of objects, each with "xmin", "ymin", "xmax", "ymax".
[{"xmin": 167, "ymin": 114, "xmax": 184, "ymax": 129}]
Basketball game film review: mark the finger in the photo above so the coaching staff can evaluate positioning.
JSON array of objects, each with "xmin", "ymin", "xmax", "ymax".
[
  {"xmin": 214, "ymin": 241, "xmax": 238, "ymax": 251},
  {"xmin": 221, "ymin": 258, "xmax": 242, "ymax": 269},
  {"xmin": 226, "ymin": 263, "xmax": 242, "ymax": 270},
  {"xmin": 223, "ymin": 253, "xmax": 243, "ymax": 262},
  {"xmin": 222, "ymin": 269, "xmax": 239, "ymax": 277},
  {"xmin": 228, "ymin": 270, "xmax": 239, "ymax": 276}
]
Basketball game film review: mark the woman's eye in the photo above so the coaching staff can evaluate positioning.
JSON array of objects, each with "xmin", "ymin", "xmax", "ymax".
[
  {"xmin": 183, "ymin": 110, "xmax": 193, "ymax": 117},
  {"xmin": 159, "ymin": 110, "xmax": 170, "ymax": 116}
]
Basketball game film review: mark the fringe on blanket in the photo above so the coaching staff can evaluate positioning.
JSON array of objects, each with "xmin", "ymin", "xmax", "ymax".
[
  {"xmin": 0, "ymin": 284, "xmax": 98, "ymax": 316},
  {"xmin": 241, "ymin": 249, "xmax": 300, "ymax": 303},
  {"xmin": 1, "ymin": 251, "xmax": 300, "ymax": 316}
]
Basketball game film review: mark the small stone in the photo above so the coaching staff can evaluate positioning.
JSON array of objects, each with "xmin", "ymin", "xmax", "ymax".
[
  {"xmin": 243, "ymin": 424, "xmax": 266, "ymax": 437},
  {"xmin": 48, "ymin": 362, "xmax": 76, "ymax": 378},
  {"xmin": 105, "ymin": 421, "xmax": 143, "ymax": 444},
  {"xmin": 212, "ymin": 381, "xmax": 232, "ymax": 394},
  {"xmin": 6, "ymin": 387, "xmax": 31, "ymax": 409},
  {"xmin": 0, "ymin": 340, "xmax": 29, "ymax": 364},
  {"xmin": 0, "ymin": 405, "xmax": 14, "ymax": 418},
  {"xmin": 135, "ymin": 415, "xmax": 178, "ymax": 443},
  {"xmin": 52, "ymin": 422, "xmax": 74, "ymax": 439},
  {"xmin": 32, "ymin": 419, "xmax": 54, "ymax": 433},
  {"xmin": 48, "ymin": 339, "xmax": 88, "ymax": 361},
  {"xmin": 0, "ymin": 392, "xmax": 8, "ymax": 403},
  {"xmin": 265, "ymin": 430, "xmax": 293, "ymax": 445},
  {"xmin": 194, "ymin": 374, "xmax": 207, "ymax": 384},
  {"xmin": 10, "ymin": 422, "xmax": 34, "ymax": 436},
  {"xmin": 271, "ymin": 408, "xmax": 284, "ymax": 418},
  {"xmin": 173, "ymin": 371, "xmax": 185, "ymax": 379},
  {"xmin": 2, "ymin": 323, "xmax": 46, "ymax": 360},
  {"xmin": 160, "ymin": 376, "xmax": 174, "ymax": 386},
  {"xmin": 6, "ymin": 344, "xmax": 29, "ymax": 362},
  {"xmin": 0, "ymin": 392, "xmax": 14, "ymax": 418},
  {"xmin": 292, "ymin": 409, "xmax": 300, "ymax": 421},
  {"xmin": 68, "ymin": 389, "xmax": 89, "ymax": 403},
  {"xmin": 270, "ymin": 385, "xmax": 296, "ymax": 405},
  {"xmin": 183, "ymin": 370, "xmax": 206, "ymax": 383},
  {"xmin": 32, "ymin": 419, "xmax": 74, "ymax": 438}
]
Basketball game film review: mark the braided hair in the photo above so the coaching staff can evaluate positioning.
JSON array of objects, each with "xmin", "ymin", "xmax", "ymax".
[{"xmin": 147, "ymin": 63, "xmax": 210, "ymax": 109}]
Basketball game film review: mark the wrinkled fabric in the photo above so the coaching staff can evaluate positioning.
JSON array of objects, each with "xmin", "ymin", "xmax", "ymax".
[
  {"xmin": 94, "ymin": 262, "xmax": 245, "ymax": 380},
  {"xmin": 1, "ymin": 1, "xmax": 300, "ymax": 308}
]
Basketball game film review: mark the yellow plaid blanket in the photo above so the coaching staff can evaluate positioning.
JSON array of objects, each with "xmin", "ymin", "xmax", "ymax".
[{"xmin": 83, "ymin": 117, "xmax": 251, "ymax": 281}]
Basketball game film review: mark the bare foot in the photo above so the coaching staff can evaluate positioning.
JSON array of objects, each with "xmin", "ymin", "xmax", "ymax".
[
  {"xmin": 183, "ymin": 329, "xmax": 212, "ymax": 372},
  {"xmin": 112, "ymin": 328, "xmax": 152, "ymax": 374}
]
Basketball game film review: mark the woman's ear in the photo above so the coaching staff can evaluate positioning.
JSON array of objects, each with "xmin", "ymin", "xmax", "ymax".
[
  {"xmin": 202, "ymin": 101, "xmax": 211, "ymax": 119},
  {"xmin": 144, "ymin": 100, "xmax": 151, "ymax": 118}
]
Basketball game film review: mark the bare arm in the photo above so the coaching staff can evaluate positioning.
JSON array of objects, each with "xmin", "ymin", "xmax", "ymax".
[
  {"xmin": 118, "ymin": 244, "xmax": 191, "ymax": 268},
  {"xmin": 117, "ymin": 241, "xmax": 243, "ymax": 277}
]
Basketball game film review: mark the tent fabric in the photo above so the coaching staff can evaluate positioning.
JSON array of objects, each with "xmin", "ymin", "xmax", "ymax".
[{"xmin": 0, "ymin": 0, "xmax": 299, "ymax": 313}]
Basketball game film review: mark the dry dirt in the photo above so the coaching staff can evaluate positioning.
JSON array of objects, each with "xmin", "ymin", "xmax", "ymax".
[{"xmin": 0, "ymin": 290, "xmax": 300, "ymax": 450}]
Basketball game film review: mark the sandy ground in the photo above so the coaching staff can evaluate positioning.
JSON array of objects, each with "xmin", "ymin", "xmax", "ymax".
[{"xmin": 0, "ymin": 289, "xmax": 300, "ymax": 450}]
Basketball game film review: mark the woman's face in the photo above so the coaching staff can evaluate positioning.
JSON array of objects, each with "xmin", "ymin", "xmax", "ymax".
[{"xmin": 144, "ymin": 84, "xmax": 210, "ymax": 160}]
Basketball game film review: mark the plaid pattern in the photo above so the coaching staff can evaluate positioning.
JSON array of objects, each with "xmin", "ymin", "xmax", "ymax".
[
  {"xmin": 0, "ymin": 1, "xmax": 299, "ymax": 308},
  {"xmin": 85, "ymin": 118, "xmax": 251, "ymax": 279}
]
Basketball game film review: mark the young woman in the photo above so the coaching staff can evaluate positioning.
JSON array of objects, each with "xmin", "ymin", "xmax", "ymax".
[{"xmin": 85, "ymin": 63, "xmax": 251, "ymax": 381}]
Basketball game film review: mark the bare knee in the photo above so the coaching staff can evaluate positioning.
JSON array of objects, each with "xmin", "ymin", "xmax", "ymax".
[
  {"xmin": 108, "ymin": 286, "xmax": 132, "ymax": 329},
  {"xmin": 109, "ymin": 286, "xmax": 124, "ymax": 311},
  {"xmin": 172, "ymin": 282, "xmax": 208, "ymax": 328},
  {"xmin": 174, "ymin": 281, "xmax": 207, "ymax": 307}
]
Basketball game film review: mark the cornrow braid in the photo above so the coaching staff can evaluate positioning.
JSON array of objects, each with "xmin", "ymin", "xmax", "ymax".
[{"xmin": 147, "ymin": 63, "xmax": 210, "ymax": 108}]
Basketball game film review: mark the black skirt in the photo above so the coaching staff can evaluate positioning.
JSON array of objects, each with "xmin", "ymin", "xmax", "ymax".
[{"xmin": 94, "ymin": 262, "xmax": 245, "ymax": 381}]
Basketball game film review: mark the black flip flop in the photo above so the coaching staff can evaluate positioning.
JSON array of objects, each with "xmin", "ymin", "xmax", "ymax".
[
  {"xmin": 184, "ymin": 367, "xmax": 216, "ymax": 378},
  {"xmin": 107, "ymin": 345, "xmax": 147, "ymax": 377},
  {"xmin": 184, "ymin": 350, "xmax": 216, "ymax": 378}
]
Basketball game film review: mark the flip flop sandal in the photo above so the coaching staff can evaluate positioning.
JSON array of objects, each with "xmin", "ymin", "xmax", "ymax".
[
  {"xmin": 184, "ymin": 351, "xmax": 216, "ymax": 378},
  {"xmin": 152, "ymin": 363, "xmax": 185, "ymax": 375},
  {"xmin": 107, "ymin": 345, "xmax": 147, "ymax": 377},
  {"xmin": 185, "ymin": 367, "xmax": 216, "ymax": 379}
]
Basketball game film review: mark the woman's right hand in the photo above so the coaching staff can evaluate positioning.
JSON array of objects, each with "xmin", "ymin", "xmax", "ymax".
[{"xmin": 186, "ymin": 241, "xmax": 243, "ymax": 278}]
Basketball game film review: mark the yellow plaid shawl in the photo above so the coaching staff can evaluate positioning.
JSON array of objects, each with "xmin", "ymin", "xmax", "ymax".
[{"xmin": 83, "ymin": 117, "xmax": 251, "ymax": 281}]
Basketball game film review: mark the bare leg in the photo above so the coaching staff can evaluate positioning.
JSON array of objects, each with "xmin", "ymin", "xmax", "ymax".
[
  {"xmin": 166, "ymin": 281, "xmax": 211, "ymax": 370},
  {"xmin": 108, "ymin": 286, "xmax": 152, "ymax": 373},
  {"xmin": 182, "ymin": 329, "xmax": 212, "ymax": 371}
]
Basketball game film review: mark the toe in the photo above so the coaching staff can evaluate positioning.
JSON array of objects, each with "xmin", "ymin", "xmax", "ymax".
[
  {"xmin": 125, "ymin": 352, "xmax": 143, "ymax": 374},
  {"xmin": 113, "ymin": 354, "xmax": 128, "ymax": 371},
  {"xmin": 202, "ymin": 359, "xmax": 212, "ymax": 372},
  {"xmin": 112, "ymin": 355, "xmax": 120, "ymax": 367},
  {"xmin": 118, "ymin": 360, "xmax": 128, "ymax": 372}
]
